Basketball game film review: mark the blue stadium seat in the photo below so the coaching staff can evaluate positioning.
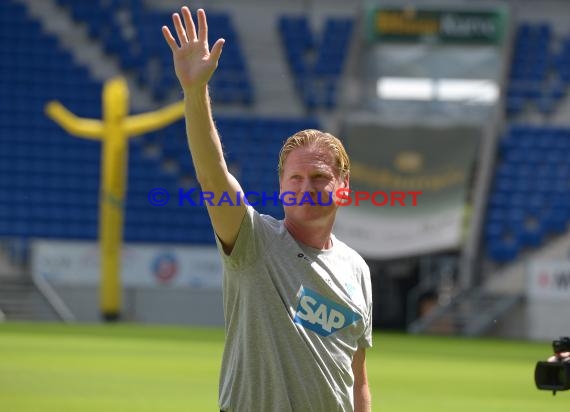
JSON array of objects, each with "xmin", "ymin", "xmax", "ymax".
[
  {"xmin": 54, "ymin": 2, "xmax": 254, "ymax": 105},
  {"xmin": 509, "ymin": 23, "xmax": 570, "ymax": 115},
  {"xmin": 488, "ymin": 109, "xmax": 570, "ymax": 260},
  {"xmin": 487, "ymin": 238, "xmax": 519, "ymax": 263},
  {"xmin": 279, "ymin": 15, "xmax": 353, "ymax": 110},
  {"xmin": 0, "ymin": 1, "xmax": 321, "ymax": 245}
]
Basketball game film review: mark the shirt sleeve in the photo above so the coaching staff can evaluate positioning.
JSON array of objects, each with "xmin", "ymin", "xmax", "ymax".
[
  {"xmin": 357, "ymin": 263, "xmax": 373, "ymax": 349},
  {"xmin": 214, "ymin": 205, "xmax": 262, "ymax": 271}
]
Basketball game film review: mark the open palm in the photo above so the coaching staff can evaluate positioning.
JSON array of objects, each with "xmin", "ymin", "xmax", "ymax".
[{"xmin": 162, "ymin": 7, "xmax": 225, "ymax": 91}]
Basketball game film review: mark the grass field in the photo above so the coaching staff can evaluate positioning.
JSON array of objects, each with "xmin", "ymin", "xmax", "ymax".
[{"xmin": 0, "ymin": 322, "xmax": 567, "ymax": 411}]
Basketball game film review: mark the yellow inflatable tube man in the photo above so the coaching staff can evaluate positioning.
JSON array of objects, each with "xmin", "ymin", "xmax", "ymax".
[{"xmin": 45, "ymin": 77, "xmax": 184, "ymax": 321}]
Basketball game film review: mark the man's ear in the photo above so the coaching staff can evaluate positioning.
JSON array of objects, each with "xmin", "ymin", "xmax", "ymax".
[{"xmin": 341, "ymin": 174, "xmax": 350, "ymax": 190}]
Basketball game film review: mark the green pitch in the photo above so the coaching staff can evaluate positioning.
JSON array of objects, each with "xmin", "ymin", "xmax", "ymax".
[{"xmin": 0, "ymin": 322, "xmax": 566, "ymax": 411}]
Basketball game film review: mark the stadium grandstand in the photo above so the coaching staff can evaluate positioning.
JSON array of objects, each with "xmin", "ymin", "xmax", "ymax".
[{"xmin": 0, "ymin": 0, "xmax": 569, "ymax": 341}]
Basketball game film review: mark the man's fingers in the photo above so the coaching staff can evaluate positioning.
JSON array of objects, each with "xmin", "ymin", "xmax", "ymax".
[
  {"xmin": 181, "ymin": 7, "xmax": 197, "ymax": 42},
  {"xmin": 162, "ymin": 26, "xmax": 178, "ymax": 51},
  {"xmin": 210, "ymin": 38, "xmax": 225, "ymax": 63},
  {"xmin": 197, "ymin": 8, "xmax": 208, "ymax": 43},
  {"xmin": 173, "ymin": 13, "xmax": 189, "ymax": 44}
]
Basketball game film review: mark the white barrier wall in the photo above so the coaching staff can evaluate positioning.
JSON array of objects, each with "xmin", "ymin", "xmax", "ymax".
[
  {"xmin": 50, "ymin": 284, "xmax": 224, "ymax": 325},
  {"xmin": 32, "ymin": 240, "xmax": 225, "ymax": 325},
  {"xmin": 526, "ymin": 260, "xmax": 570, "ymax": 341},
  {"xmin": 32, "ymin": 240, "xmax": 223, "ymax": 288}
]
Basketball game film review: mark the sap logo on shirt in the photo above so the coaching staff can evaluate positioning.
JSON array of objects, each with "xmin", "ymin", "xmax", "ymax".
[{"xmin": 294, "ymin": 287, "xmax": 361, "ymax": 337}]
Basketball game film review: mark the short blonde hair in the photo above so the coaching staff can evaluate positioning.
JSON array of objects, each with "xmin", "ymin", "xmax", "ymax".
[{"xmin": 277, "ymin": 129, "xmax": 350, "ymax": 179}]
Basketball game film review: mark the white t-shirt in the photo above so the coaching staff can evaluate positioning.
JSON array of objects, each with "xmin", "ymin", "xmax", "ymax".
[{"xmin": 216, "ymin": 206, "xmax": 373, "ymax": 412}]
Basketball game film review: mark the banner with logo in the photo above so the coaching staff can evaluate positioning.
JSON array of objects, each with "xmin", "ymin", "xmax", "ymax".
[
  {"xmin": 334, "ymin": 121, "xmax": 479, "ymax": 259},
  {"xmin": 32, "ymin": 240, "xmax": 223, "ymax": 289},
  {"xmin": 527, "ymin": 260, "xmax": 570, "ymax": 301},
  {"xmin": 366, "ymin": 7, "xmax": 507, "ymax": 44}
]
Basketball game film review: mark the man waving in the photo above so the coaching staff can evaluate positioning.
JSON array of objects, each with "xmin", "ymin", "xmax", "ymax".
[{"xmin": 162, "ymin": 8, "xmax": 373, "ymax": 412}]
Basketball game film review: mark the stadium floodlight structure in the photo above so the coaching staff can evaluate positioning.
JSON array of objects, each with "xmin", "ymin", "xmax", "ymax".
[{"xmin": 45, "ymin": 77, "xmax": 184, "ymax": 321}]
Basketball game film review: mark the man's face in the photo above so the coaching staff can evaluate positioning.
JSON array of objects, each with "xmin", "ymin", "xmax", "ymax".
[{"xmin": 279, "ymin": 146, "xmax": 349, "ymax": 224}]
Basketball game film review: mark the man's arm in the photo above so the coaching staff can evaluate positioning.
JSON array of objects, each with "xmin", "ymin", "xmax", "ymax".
[
  {"xmin": 162, "ymin": 7, "xmax": 246, "ymax": 253},
  {"xmin": 352, "ymin": 347, "xmax": 372, "ymax": 412}
]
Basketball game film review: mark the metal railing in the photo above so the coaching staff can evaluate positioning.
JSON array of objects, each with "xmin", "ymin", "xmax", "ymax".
[{"xmin": 32, "ymin": 272, "xmax": 76, "ymax": 323}]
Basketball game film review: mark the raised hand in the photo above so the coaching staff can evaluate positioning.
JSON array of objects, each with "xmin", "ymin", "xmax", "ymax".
[{"xmin": 162, "ymin": 7, "xmax": 225, "ymax": 92}]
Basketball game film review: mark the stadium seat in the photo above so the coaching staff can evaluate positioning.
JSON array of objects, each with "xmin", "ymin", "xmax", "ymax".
[
  {"xmin": 507, "ymin": 22, "xmax": 569, "ymax": 117},
  {"xmin": 279, "ymin": 15, "xmax": 353, "ymax": 110},
  {"xmin": 56, "ymin": 2, "xmax": 253, "ymax": 106},
  {"xmin": 487, "ymin": 238, "xmax": 519, "ymax": 263},
  {"xmin": 486, "ymin": 106, "xmax": 570, "ymax": 261},
  {"xmin": 0, "ymin": 1, "xmax": 316, "ymax": 247}
]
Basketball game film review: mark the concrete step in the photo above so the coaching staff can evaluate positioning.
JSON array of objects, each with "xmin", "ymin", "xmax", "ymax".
[
  {"xmin": 411, "ymin": 289, "xmax": 522, "ymax": 336},
  {"xmin": 0, "ymin": 278, "xmax": 60, "ymax": 322}
]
